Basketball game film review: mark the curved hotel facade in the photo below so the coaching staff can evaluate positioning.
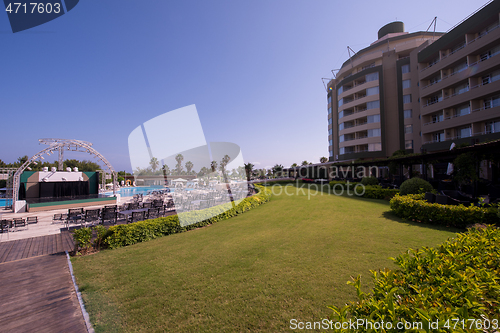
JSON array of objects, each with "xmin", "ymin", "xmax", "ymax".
[{"xmin": 328, "ymin": 1, "xmax": 500, "ymax": 162}]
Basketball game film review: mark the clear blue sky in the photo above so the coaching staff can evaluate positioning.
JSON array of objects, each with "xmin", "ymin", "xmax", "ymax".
[{"xmin": 0, "ymin": 0, "xmax": 488, "ymax": 172}]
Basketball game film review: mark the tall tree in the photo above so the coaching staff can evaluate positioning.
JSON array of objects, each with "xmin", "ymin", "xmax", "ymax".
[
  {"xmin": 244, "ymin": 163, "xmax": 254, "ymax": 182},
  {"xmin": 210, "ymin": 160, "xmax": 218, "ymax": 173},
  {"xmin": 175, "ymin": 154, "xmax": 184, "ymax": 174},
  {"xmin": 150, "ymin": 157, "xmax": 159, "ymax": 172},
  {"xmin": 272, "ymin": 164, "xmax": 284, "ymax": 178},
  {"xmin": 185, "ymin": 161, "xmax": 194, "ymax": 175},
  {"xmin": 301, "ymin": 160, "xmax": 309, "ymax": 166},
  {"xmin": 291, "ymin": 163, "xmax": 298, "ymax": 168},
  {"xmin": 220, "ymin": 155, "xmax": 231, "ymax": 181}
]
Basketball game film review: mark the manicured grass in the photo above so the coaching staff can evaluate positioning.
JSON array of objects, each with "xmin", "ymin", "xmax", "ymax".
[{"xmin": 71, "ymin": 184, "xmax": 459, "ymax": 332}]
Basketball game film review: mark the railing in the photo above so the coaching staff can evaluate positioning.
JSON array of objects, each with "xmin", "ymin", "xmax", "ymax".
[
  {"xmin": 419, "ymin": 22, "xmax": 500, "ymax": 73},
  {"xmin": 422, "ymin": 130, "xmax": 488, "ymax": 145}
]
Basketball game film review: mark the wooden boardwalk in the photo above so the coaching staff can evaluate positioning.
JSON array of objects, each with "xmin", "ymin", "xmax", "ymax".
[
  {"xmin": 0, "ymin": 232, "xmax": 74, "ymax": 264},
  {"xmin": 0, "ymin": 253, "xmax": 87, "ymax": 332}
]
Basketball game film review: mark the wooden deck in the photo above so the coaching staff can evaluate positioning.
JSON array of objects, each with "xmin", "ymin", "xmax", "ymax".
[
  {"xmin": 0, "ymin": 232, "xmax": 74, "ymax": 264},
  {"xmin": 0, "ymin": 253, "xmax": 87, "ymax": 332}
]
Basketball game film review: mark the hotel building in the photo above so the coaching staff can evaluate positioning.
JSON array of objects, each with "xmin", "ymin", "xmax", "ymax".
[{"xmin": 328, "ymin": 0, "xmax": 500, "ymax": 162}]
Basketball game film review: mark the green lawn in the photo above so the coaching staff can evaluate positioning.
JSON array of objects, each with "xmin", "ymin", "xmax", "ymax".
[{"xmin": 72, "ymin": 185, "xmax": 459, "ymax": 332}]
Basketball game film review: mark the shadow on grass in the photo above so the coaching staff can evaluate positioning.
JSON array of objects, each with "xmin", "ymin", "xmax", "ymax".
[{"xmin": 380, "ymin": 210, "xmax": 463, "ymax": 233}]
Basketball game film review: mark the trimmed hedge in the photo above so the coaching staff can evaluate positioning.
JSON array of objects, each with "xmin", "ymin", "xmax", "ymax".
[
  {"xmin": 329, "ymin": 181, "xmax": 399, "ymax": 200},
  {"xmin": 329, "ymin": 226, "xmax": 500, "ymax": 332},
  {"xmin": 360, "ymin": 176, "xmax": 378, "ymax": 186},
  {"xmin": 102, "ymin": 185, "xmax": 272, "ymax": 249},
  {"xmin": 390, "ymin": 194, "xmax": 499, "ymax": 228},
  {"xmin": 399, "ymin": 177, "xmax": 433, "ymax": 195}
]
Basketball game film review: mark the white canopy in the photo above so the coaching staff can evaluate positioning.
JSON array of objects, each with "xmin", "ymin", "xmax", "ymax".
[{"xmin": 172, "ymin": 178, "xmax": 188, "ymax": 182}]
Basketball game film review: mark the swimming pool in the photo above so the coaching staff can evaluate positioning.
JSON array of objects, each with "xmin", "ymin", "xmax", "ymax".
[
  {"xmin": 0, "ymin": 198, "xmax": 11, "ymax": 207},
  {"xmin": 104, "ymin": 186, "xmax": 175, "ymax": 198}
]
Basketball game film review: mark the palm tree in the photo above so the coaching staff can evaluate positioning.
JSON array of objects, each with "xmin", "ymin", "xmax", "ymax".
[
  {"xmin": 301, "ymin": 160, "xmax": 309, "ymax": 166},
  {"xmin": 185, "ymin": 161, "xmax": 194, "ymax": 175},
  {"xmin": 150, "ymin": 157, "xmax": 159, "ymax": 172},
  {"xmin": 244, "ymin": 163, "xmax": 254, "ymax": 182},
  {"xmin": 291, "ymin": 163, "xmax": 298, "ymax": 168},
  {"xmin": 175, "ymin": 154, "xmax": 184, "ymax": 174},
  {"xmin": 320, "ymin": 157, "xmax": 328, "ymax": 163},
  {"xmin": 210, "ymin": 161, "xmax": 218, "ymax": 173},
  {"xmin": 272, "ymin": 164, "xmax": 284, "ymax": 178},
  {"xmin": 220, "ymin": 155, "xmax": 231, "ymax": 181},
  {"xmin": 162, "ymin": 164, "xmax": 170, "ymax": 176}
]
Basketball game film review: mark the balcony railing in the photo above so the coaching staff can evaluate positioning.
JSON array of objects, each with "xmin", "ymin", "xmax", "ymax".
[{"xmin": 419, "ymin": 23, "xmax": 500, "ymax": 73}]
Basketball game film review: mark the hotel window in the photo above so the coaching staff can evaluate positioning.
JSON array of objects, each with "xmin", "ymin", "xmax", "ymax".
[
  {"xmin": 367, "ymin": 114, "xmax": 380, "ymax": 123},
  {"xmin": 339, "ymin": 147, "xmax": 345, "ymax": 155},
  {"xmin": 433, "ymin": 131, "xmax": 445, "ymax": 142},
  {"xmin": 328, "ymin": 95, "xmax": 332, "ymax": 104},
  {"xmin": 365, "ymin": 72, "xmax": 379, "ymax": 82},
  {"xmin": 455, "ymin": 104, "xmax": 470, "ymax": 117},
  {"xmin": 368, "ymin": 143, "xmax": 382, "ymax": 151},
  {"xmin": 339, "ymin": 135, "xmax": 344, "ymax": 143},
  {"xmin": 402, "ymin": 79, "xmax": 411, "ymax": 89},
  {"xmin": 429, "ymin": 75, "xmax": 441, "ymax": 85},
  {"xmin": 482, "ymin": 69, "xmax": 500, "ymax": 85},
  {"xmin": 453, "ymin": 61, "xmax": 468, "ymax": 74},
  {"xmin": 480, "ymin": 44, "xmax": 500, "ymax": 61},
  {"xmin": 338, "ymin": 110, "xmax": 344, "ymax": 119},
  {"xmin": 367, "ymin": 128, "xmax": 381, "ymax": 137},
  {"xmin": 329, "ymin": 150, "xmax": 334, "ymax": 157},
  {"xmin": 404, "ymin": 124, "xmax": 413, "ymax": 134},
  {"xmin": 405, "ymin": 140, "xmax": 413, "ymax": 149},
  {"xmin": 404, "ymin": 109, "xmax": 412, "ymax": 119},
  {"xmin": 338, "ymin": 98, "xmax": 344, "ymax": 107},
  {"xmin": 403, "ymin": 94, "xmax": 412, "ymax": 104},
  {"xmin": 454, "ymin": 82, "xmax": 469, "ymax": 95},
  {"xmin": 457, "ymin": 126, "xmax": 471, "ymax": 139},
  {"xmin": 401, "ymin": 64, "xmax": 410, "ymax": 74},
  {"xmin": 431, "ymin": 112, "xmax": 443, "ymax": 123},
  {"xmin": 328, "ymin": 106, "xmax": 332, "ymax": 114},
  {"xmin": 337, "ymin": 86, "xmax": 343, "ymax": 95},
  {"xmin": 484, "ymin": 94, "xmax": 500, "ymax": 109},
  {"xmin": 329, "ymin": 139, "xmax": 333, "ymax": 146},
  {"xmin": 339, "ymin": 122, "xmax": 344, "ymax": 131},
  {"xmin": 427, "ymin": 93, "xmax": 442, "ymax": 105},
  {"xmin": 328, "ymin": 118, "xmax": 332, "ymax": 125},
  {"xmin": 366, "ymin": 100, "xmax": 380, "ymax": 109},
  {"xmin": 486, "ymin": 120, "xmax": 500, "ymax": 133},
  {"xmin": 366, "ymin": 86, "xmax": 379, "ymax": 96},
  {"xmin": 328, "ymin": 128, "xmax": 332, "ymax": 135}
]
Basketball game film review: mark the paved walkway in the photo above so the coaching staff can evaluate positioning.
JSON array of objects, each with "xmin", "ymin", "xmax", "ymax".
[
  {"xmin": 0, "ymin": 253, "xmax": 88, "ymax": 332},
  {"xmin": 0, "ymin": 231, "xmax": 74, "ymax": 264}
]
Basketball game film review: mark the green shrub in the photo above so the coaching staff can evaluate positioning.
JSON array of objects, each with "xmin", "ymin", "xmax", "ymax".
[
  {"xmin": 360, "ymin": 176, "xmax": 378, "ymax": 186},
  {"xmin": 390, "ymin": 194, "xmax": 499, "ymax": 228},
  {"xmin": 358, "ymin": 185, "xmax": 399, "ymax": 200},
  {"xmin": 329, "ymin": 182, "xmax": 399, "ymax": 200},
  {"xmin": 92, "ymin": 225, "xmax": 109, "ymax": 250},
  {"xmin": 399, "ymin": 177, "xmax": 433, "ymax": 195},
  {"xmin": 103, "ymin": 185, "xmax": 272, "ymax": 249},
  {"xmin": 328, "ymin": 226, "xmax": 500, "ymax": 332},
  {"xmin": 73, "ymin": 227, "xmax": 92, "ymax": 253}
]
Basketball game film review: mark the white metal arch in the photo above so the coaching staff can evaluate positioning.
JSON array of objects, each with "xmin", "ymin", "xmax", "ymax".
[{"xmin": 12, "ymin": 139, "xmax": 117, "ymax": 209}]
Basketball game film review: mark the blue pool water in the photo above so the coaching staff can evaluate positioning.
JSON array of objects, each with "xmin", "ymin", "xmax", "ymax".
[
  {"xmin": 104, "ymin": 186, "xmax": 196, "ymax": 198},
  {"xmin": 104, "ymin": 186, "xmax": 168, "ymax": 197}
]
